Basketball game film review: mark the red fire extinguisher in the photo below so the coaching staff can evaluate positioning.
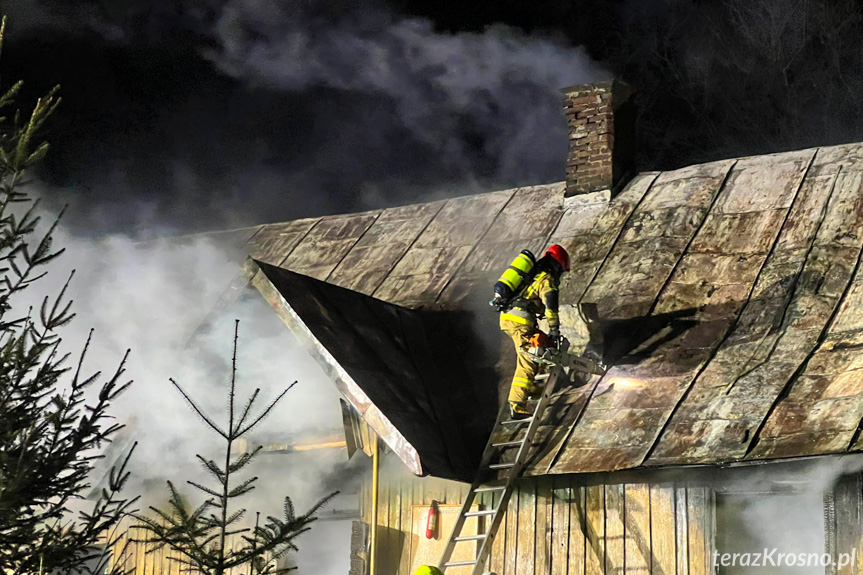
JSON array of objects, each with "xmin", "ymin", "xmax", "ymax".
[{"xmin": 425, "ymin": 500, "xmax": 438, "ymax": 540}]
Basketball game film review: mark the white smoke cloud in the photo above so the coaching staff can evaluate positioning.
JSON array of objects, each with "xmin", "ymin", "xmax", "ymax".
[
  {"xmin": 10, "ymin": 210, "xmax": 356, "ymax": 573},
  {"xmin": 0, "ymin": 2, "xmax": 598, "ymax": 570},
  {"xmin": 203, "ymin": 0, "xmax": 603, "ymax": 184},
  {"xmin": 712, "ymin": 455, "xmax": 863, "ymax": 572}
]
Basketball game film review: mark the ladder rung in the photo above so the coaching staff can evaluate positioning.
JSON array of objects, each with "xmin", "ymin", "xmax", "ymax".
[
  {"xmin": 474, "ymin": 485, "xmax": 506, "ymax": 492},
  {"xmin": 445, "ymin": 561, "xmax": 478, "ymax": 567},
  {"xmin": 439, "ymin": 366, "xmax": 561, "ymax": 574},
  {"xmin": 501, "ymin": 418, "xmax": 532, "ymax": 425},
  {"xmin": 455, "ymin": 534, "xmax": 488, "ymax": 542},
  {"xmin": 492, "ymin": 440, "xmax": 524, "ymax": 448},
  {"xmin": 464, "ymin": 509, "xmax": 498, "ymax": 517}
]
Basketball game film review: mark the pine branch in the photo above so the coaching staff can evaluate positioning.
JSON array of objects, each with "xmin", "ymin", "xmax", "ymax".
[
  {"xmin": 0, "ymin": 74, "xmax": 136, "ymax": 569},
  {"xmin": 227, "ymin": 446, "xmax": 261, "ymax": 474},
  {"xmin": 134, "ymin": 323, "xmax": 336, "ymax": 573},
  {"xmin": 195, "ymin": 454, "xmax": 226, "ymax": 482},
  {"xmin": 235, "ymin": 383, "xmax": 294, "ymax": 437},
  {"xmin": 169, "ymin": 378, "xmax": 228, "ymax": 438},
  {"xmin": 226, "ymin": 476, "xmax": 257, "ymax": 499},
  {"xmin": 234, "ymin": 387, "xmax": 260, "ymax": 432},
  {"xmin": 187, "ymin": 481, "xmax": 223, "ymax": 499}
]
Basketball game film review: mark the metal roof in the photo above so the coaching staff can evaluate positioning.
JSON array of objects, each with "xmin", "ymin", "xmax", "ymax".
[
  {"xmin": 239, "ymin": 141, "xmax": 863, "ymax": 476},
  {"xmin": 249, "ymin": 261, "xmax": 492, "ymax": 481}
]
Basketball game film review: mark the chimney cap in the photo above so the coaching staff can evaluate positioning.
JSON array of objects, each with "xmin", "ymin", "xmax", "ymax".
[{"xmin": 560, "ymin": 79, "xmax": 633, "ymax": 105}]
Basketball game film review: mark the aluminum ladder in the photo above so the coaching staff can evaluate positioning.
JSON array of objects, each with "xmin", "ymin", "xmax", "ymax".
[{"xmin": 437, "ymin": 339, "xmax": 605, "ymax": 574}]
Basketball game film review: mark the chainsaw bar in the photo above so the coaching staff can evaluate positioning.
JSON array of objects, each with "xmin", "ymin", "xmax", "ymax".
[{"xmin": 520, "ymin": 347, "xmax": 606, "ymax": 376}]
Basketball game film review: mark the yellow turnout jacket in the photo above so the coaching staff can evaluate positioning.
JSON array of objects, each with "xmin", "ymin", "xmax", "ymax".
[{"xmin": 500, "ymin": 271, "xmax": 560, "ymax": 329}]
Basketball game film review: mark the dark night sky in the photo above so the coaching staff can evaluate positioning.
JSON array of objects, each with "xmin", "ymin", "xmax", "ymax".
[{"xmin": 4, "ymin": 0, "xmax": 863, "ymax": 236}]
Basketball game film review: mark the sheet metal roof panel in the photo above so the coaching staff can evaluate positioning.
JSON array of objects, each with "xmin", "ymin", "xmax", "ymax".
[
  {"xmin": 246, "ymin": 217, "xmax": 320, "ymax": 266},
  {"xmin": 554, "ymin": 174, "xmax": 657, "ymax": 303},
  {"xmin": 559, "ymin": 152, "xmax": 813, "ymax": 471},
  {"xmin": 713, "ymin": 149, "xmax": 814, "ymax": 214},
  {"xmin": 413, "ymin": 190, "xmax": 514, "ymax": 250},
  {"xmin": 690, "ymin": 209, "xmax": 791, "ymax": 256},
  {"xmin": 239, "ymin": 141, "xmax": 863, "ymax": 475},
  {"xmin": 373, "ymin": 245, "xmax": 474, "ymax": 307},
  {"xmin": 251, "ymin": 261, "xmax": 480, "ymax": 480},
  {"xmin": 580, "ymin": 164, "xmax": 732, "ymax": 320},
  {"xmin": 805, "ymin": 142, "xmax": 863, "ymax": 175},
  {"xmin": 637, "ymin": 160, "xmax": 735, "ymax": 209},
  {"xmin": 326, "ymin": 201, "xmax": 445, "ymax": 295},
  {"xmin": 647, "ymin": 168, "xmax": 842, "ymax": 463},
  {"xmin": 436, "ymin": 184, "xmax": 566, "ymax": 307},
  {"xmin": 477, "ymin": 184, "xmax": 563, "ymax": 244},
  {"xmin": 281, "ymin": 212, "xmax": 381, "ymax": 280},
  {"xmin": 746, "ymin": 168, "xmax": 863, "ymax": 459},
  {"xmin": 751, "ymin": 431, "xmax": 850, "ymax": 458}
]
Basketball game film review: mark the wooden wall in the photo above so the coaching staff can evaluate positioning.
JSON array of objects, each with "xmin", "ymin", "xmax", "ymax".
[
  {"xmin": 105, "ymin": 520, "xmax": 273, "ymax": 575},
  {"xmin": 363, "ymin": 472, "xmax": 716, "ymax": 575},
  {"xmin": 360, "ymin": 471, "xmax": 473, "ymax": 574}
]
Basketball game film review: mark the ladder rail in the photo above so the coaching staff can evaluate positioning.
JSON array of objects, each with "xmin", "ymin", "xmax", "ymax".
[
  {"xmin": 510, "ymin": 367, "xmax": 561, "ymax": 477},
  {"xmin": 465, "ymin": 367, "xmax": 563, "ymax": 575},
  {"xmin": 468, "ymin": 490, "xmax": 513, "ymax": 575},
  {"xmin": 439, "ymin": 341, "xmax": 571, "ymax": 574},
  {"xmin": 438, "ymin": 398, "xmax": 512, "ymax": 568}
]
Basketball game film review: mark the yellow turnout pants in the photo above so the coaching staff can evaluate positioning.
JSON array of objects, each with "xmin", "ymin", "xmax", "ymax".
[{"xmin": 500, "ymin": 317, "xmax": 540, "ymax": 414}]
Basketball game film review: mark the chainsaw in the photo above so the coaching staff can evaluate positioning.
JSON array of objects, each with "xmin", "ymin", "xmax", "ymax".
[{"xmin": 521, "ymin": 332, "xmax": 606, "ymax": 377}]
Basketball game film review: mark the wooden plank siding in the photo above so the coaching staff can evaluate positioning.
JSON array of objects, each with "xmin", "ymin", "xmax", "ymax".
[
  {"xmin": 106, "ymin": 520, "xmax": 261, "ymax": 575},
  {"xmin": 360, "ymin": 472, "xmax": 471, "ymax": 574},
  {"xmin": 357, "ymin": 472, "xmax": 716, "ymax": 575}
]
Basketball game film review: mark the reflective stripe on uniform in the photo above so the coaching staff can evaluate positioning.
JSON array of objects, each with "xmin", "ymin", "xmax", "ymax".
[
  {"xmin": 512, "ymin": 377, "xmax": 533, "ymax": 388},
  {"xmin": 509, "ymin": 401, "xmax": 531, "ymax": 414},
  {"xmin": 523, "ymin": 271, "xmax": 549, "ymax": 299},
  {"xmin": 501, "ymin": 311, "xmax": 534, "ymax": 325}
]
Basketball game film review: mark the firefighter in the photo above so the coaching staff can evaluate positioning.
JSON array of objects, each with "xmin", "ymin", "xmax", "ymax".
[
  {"xmin": 499, "ymin": 244, "xmax": 570, "ymax": 418},
  {"xmin": 414, "ymin": 566, "xmax": 444, "ymax": 575}
]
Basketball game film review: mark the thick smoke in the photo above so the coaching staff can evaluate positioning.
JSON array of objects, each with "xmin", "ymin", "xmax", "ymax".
[
  {"xmin": 204, "ymin": 0, "xmax": 600, "ymax": 181},
  {"xmin": 11, "ymin": 209, "xmax": 357, "ymax": 573},
  {"xmin": 5, "ymin": 0, "xmax": 863, "ymax": 236},
  {"xmin": 0, "ymin": 2, "xmax": 601, "ymax": 570},
  {"xmin": 712, "ymin": 456, "xmax": 863, "ymax": 574},
  {"xmin": 0, "ymin": 0, "xmax": 601, "ymax": 236}
]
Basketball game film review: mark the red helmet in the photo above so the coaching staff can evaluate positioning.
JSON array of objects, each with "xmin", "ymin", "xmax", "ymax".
[{"xmin": 544, "ymin": 244, "xmax": 570, "ymax": 272}]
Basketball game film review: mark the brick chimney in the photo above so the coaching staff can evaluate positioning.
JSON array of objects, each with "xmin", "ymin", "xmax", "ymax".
[{"xmin": 563, "ymin": 80, "xmax": 636, "ymax": 198}]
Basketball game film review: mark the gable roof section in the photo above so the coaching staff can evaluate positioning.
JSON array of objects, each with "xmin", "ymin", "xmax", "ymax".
[
  {"xmin": 240, "ymin": 141, "xmax": 863, "ymax": 476},
  {"xmin": 249, "ymin": 260, "xmax": 495, "ymax": 481}
]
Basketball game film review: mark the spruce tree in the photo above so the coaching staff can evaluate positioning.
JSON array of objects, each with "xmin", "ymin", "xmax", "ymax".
[
  {"xmin": 136, "ymin": 321, "xmax": 336, "ymax": 574},
  {"xmin": 0, "ymin": 16, "xmax": 138, "ymax": 575}
]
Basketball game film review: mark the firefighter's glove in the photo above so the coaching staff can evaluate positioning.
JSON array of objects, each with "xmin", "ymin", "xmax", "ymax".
[{"xmin": 548, "ymin": 327, "xmax": 562, "ymax": 348}]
